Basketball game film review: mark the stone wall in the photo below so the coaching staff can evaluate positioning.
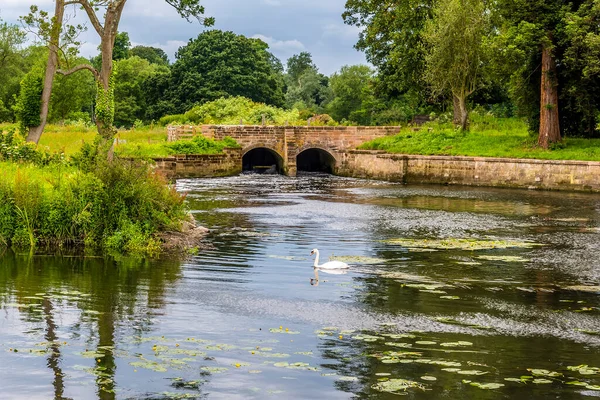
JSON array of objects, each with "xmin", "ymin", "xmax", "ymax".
[
  {"xmin": 201, "ymin": 125, "xmax": 401, "ymax": 175},
  {"xmin": 153, "ymin": 148, "xmax": 242, "ymax": 179},
  {"xmin": 339, "ymin": 151, "xmax": 600, "ymax": 192}
]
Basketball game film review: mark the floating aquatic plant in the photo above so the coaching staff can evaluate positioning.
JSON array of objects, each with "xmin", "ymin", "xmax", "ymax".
[
  {"xmin": 478, "ymin": 255, "xmax": 529, "ymax": 263},
  {"xmin": 329, "ymin": 255, "xmax": 387, "ymax": 265},
  {"xmin": 371, "ymin": 378, "xmax": 426, "ymax": 394},
  {"xmin": 382, "ymin": 238, "xmax": 541, "ymax": 251}
]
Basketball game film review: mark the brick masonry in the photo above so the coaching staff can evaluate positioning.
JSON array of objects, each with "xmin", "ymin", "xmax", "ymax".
[
  {"xmin": 153, "ymin": 148, "xmax": 242, "ymax": 178},
  {"xmin": 201, "ymin": 125, "xmax": 401, "ymax": 175},
  {"xmin": 154, "ymin": 125, "xmax": 600, "ymax": 193}
]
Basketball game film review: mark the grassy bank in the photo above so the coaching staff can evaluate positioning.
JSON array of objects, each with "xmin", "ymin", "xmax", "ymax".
[
  {"xmin": 360, "ymin": 114, "xmax": 600, "ymax": 161},
  {"xmin": 0, "ymin": 122, "xmax": 239, "ymax": 159},
  {"xmin": 0, "ymin": 129, "xmax": 190, "ymax": 255}
]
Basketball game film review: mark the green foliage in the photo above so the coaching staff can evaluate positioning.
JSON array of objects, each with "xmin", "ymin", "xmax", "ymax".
[
  {"xmin": 49, "ymin": 57, "xmax": 95, "ymax": 123},
  {"xmin": 14, "ymin": 65, "xmax": 44, "ymax": 134},
  {"xmin": 0, "ymin": 19, "xmax": 27, "ymax": 123},
  {"xmin": 167, "ymin": 135, "xmax": 239, "ymax": 155},
  {"xmin": 114, "ymin": 56, "xmax": 169, "ymax": 127},
  {"xmin": 284, "ymin": 52, "xmax": 332, "ymax": 112},
  {"xmin": 95, "ymin": 62, "xmax": 117, "ymax": 139},
  {"xmin": 327, "ymin": 65, "xmax": 375, "ymax": 124},
  {"xmin": 167, "ymin": 30, "xmax": 286, "ymax": 112},
  {"xmin": 343, "ymin": 0, "xmax": 436, "ymax": 100},
  {"xmin": 0, "ymin": 129, "xmax": 45, "ymax": 164},
  {"xmin": 130, "ymin": 45, "xmax": 169, "ymax": 66},
  {"xmin": 359, "ymin": 112, "xmax": 600, "ymax": 160},
  {"xmin": 0, "ymin": 156, "xmax": 187, "ymax": 255},
  {"xmin": 159, "ymin": 96, "xmax": 303, "ymax": 126},
  {"xmin": 423, "ymin": 0, "xmax": 489, "ymax": 129}
]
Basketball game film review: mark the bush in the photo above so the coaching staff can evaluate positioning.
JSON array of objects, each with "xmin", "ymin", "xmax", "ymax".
[
  {"xmin": 0, "ymin": 155, "xmax": 187, "ymax": 255},
  {"xmin": 167, "ymin": 135, "xmax": 240, "ymax": 155},
  {"xmin": 0, "ymin": 129, "xmax": 51, "ymax": 165},
  {"xmin": 159, "ymin": 96, "xmax": 305, "ymax": 126}
]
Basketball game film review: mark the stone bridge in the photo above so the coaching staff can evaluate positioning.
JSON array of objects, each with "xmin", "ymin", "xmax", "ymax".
[{"xmin": 200, "ymin": 125, "xmax": 401, "ymax": 176}]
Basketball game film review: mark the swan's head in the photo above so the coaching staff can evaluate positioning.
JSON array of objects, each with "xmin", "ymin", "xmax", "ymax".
[{"xmin": 310, "ymin": 249, "xmax": 318, "ymax": 256}]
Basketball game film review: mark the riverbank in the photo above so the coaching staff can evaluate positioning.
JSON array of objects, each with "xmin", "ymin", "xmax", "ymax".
[
  {"xmin": 359, "ymin": 114, "xmax": 600, "ymax": 161},
  {"xmin": 338, "ymin": 151, "xmax": 600, "ymax": 192}
]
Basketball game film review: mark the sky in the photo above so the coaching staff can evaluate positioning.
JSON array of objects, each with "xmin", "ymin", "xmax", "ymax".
[{"xmin": 0, "ymin": 0, "xmax": 368, "ymax": 75}]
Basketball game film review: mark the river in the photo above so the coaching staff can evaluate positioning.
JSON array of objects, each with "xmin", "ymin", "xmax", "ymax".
[{"xmin": 1, "ymin": 174, "xmax": 600, "ymax": 399}]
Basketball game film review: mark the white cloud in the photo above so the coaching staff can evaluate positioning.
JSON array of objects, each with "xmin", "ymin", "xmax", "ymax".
[
  {"xmin": 252, "ymin": 34, "xmax": 305, "ymax": 52},
  {"xmin": 322, "ymin": 23, "xmax": 361, "ymax": 40},
  {"xmin": 262, "ymin": 0, "xmax": 282, "ymax": 6}
]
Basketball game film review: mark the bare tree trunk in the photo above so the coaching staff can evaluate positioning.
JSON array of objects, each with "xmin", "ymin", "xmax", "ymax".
[
  {"xmin": 453, "ymin": 94, "xmax": 461, "ymax": 125},
  {"xmin": 538, "ymin": 38, "xmax": 561, "ymax": 149},
  {"xmin": 26, "ymin": 0, "xmax": 65, "ymax": 144},
  {"xmin": 456, "ymin": 94, "xmax": 469, "ymax": 131}
]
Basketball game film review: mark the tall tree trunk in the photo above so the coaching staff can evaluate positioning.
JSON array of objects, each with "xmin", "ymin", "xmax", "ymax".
[
  {"xmin": 538, "ymin": 38, "xmax": 561, "ymax": 149},
  {"xmin": 26, "ymin": 0, "xmax": 65, "ymax": 144},
  {"xmin": 452, "ymin": 94, "xmax": 461, "ymax": 125},
  {"xmin": 456, "ymin": 93, "xmax": 469, "ymax": 131}
]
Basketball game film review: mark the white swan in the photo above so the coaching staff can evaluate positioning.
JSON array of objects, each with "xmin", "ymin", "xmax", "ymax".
[{"xmin": 310, "ymin": 249, "xmax": 350, "ymax": 270}]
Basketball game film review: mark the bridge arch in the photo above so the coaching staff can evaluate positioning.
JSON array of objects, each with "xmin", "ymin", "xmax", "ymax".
[
  {"xmin": 295, "ymin": 145, "xmax": 338, "ymax": 174},
  {"xmin": 242, "ymin": 144, "xmax": 284, "ymax": 174}
]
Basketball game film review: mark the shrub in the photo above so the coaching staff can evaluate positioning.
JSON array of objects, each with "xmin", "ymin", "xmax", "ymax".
[
  {"xmin": 159, "ymin": 96, "xmax": 305, "ymax": 126},
  {"xmin": 0, "ymin": 156, "xmax": 187, "ymax": 255},
  {"xmin": 167, "ymin": 135, "xmax": 240, "ymax": 155}
]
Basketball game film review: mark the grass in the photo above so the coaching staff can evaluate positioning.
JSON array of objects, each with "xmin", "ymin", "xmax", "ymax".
[
  {"xmin": 359, "ymin": 114, "xmax": 600, "ymax": 161},
  {"xmin": 3, "ymin": 114, "xmax": 600, "ymax": 161},
  {"xmin": 0, "ymin": 123, "xmax": 235, "ymax": 158}
]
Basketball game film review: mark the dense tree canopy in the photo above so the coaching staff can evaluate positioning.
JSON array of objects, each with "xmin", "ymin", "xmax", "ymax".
[
  {"xmin": 343, "ymin": 0, "xmax": 436, "ymax": 101},
  {"xmin": 130, "ymin": 45, "xmax": 170, "ymax": 66},
  {"xmin": 166, "ymin": 30, "xmax": 285, "ymax": 112},
  {"xmin": 327, "ymin": 65, "xmax": 375, "ymax": 124},
  {"xmin": 0, "ymin": 20, "xmax": 27, "ymax": 122},
  {"xmin": 5, "ymin": 0, "xmax": 600, "ymax": 150}
]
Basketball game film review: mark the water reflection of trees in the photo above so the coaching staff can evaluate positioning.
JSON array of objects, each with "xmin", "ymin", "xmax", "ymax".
[{"xmin": 0, "ymin": 251, "xmax": 183, "ymax": 400}]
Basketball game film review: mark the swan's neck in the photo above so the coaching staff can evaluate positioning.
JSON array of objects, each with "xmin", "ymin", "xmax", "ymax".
[{"xmin": 313, "ymin": 251, "xmax": 320, "ymax": 267}]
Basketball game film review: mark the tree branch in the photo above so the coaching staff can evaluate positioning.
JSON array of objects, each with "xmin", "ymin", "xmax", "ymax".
[
  {"xmin": 65, "ymin": 0, "xmax": 104, "ymax": 36},
  {"xmin": 57, "ymin": 63, "xmax": 99, "ymax": 79}
]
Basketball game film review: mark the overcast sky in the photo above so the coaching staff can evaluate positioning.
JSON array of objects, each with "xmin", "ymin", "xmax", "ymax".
[{"xmin": 0, "ymin": 0, "xmax": 367, "ymax": 75}]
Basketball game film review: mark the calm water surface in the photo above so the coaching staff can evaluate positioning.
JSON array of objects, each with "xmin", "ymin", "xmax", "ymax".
[{"xmin": 1, "ymin": 174, "xmax": 600, "ymax": 399}]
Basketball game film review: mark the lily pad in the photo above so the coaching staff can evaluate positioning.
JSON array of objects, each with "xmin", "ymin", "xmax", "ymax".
[
  {"xmin": 468, "ymin": 382, "xmax": 505, "ymax": 390},
  {"xmin": 478, "ymin": 256, "xmax": 528, "ymax": 263},
  {"xmin": 528, "ymin": 369, "xmax": 562, "ymax": 377},
  {"xmin": 372, "ymin": 379, "xmax": 426, "ymax": 394},
  {"xmin": 564, "ymin": 286, "xmax": 600, "ymax": 293},
  {"xmin": 269, "ymin": 328, "xmax": 300, "ymax": 335},
  {"xmin": 382, "ymin": 238, "xmax": 540, "ymax": 251},
  {"xmin": 330, "ymin": 256, "xmax": 386, "ymax": 265},
  {"xmin": 200, "ymin": 366, "xmax": 229, "ymax": 374}
]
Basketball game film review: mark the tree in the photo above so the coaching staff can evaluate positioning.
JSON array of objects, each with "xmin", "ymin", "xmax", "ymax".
[
  {"xmin": 286, "ymin": 52, "xmax": 316, "ymax": 84},
  {"xmin": 24, "ymin": 0, "xmax": 213, "ymax": 147},
  {"xmin": 423, "ymin": 0, "xmax": 489, "ymax": 130},
  {"xmin": 561, "ymin": 0, "xmax": 600, "ymax": 137},
  {"xmin": 343, "ymin": 0, "xmax": 436, "ymax": 100},
  {"xmin": 113, "ymin": 56, "xmax": 169, "ymax": 127},
  {"xmin": 166, "ymin": 30, "xmax": 285, "ymax": 112},
  {"xmin": 327, "ymin": 65, "xmax": 375, "ymax": 124},
  {"xmin": 130, "ymin": 45, "xmax": 169, "ymax": 66},
  {"xmin": 284, "ymin": 52, "xmax": 332, "ymax": 111},
  {"xmin": 496, "ymin": 0, "xmax": 573, "ymax": 147},
  {"xmin": 49, "ymin": 58, "xmax": 95, "ymax": 123},
  {"xmin": 0, "ymin": 19, "xmax": 27, "ymax": 122}
]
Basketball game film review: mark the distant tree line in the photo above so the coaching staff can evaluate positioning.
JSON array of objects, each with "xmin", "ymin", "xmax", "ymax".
[{"xmin": 2, "ymin": 0, "xmax": 600, "ymax": 150}]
